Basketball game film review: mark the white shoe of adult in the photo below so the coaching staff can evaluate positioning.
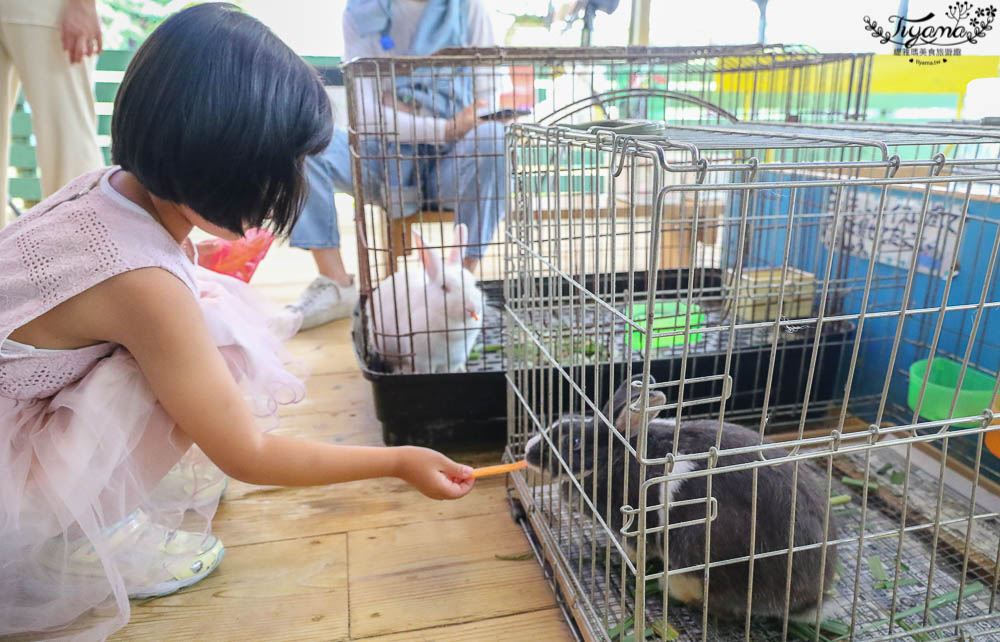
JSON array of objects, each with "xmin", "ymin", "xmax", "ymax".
[{"xmin": 286, "ymin": 275, "xmax": 359, "ymax": 331}]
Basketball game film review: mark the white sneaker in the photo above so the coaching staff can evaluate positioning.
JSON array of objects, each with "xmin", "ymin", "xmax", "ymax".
[
  {"xmin": 286, "ymin": 275, "xmax": 359, "ymax": 330},
  {"xmin": 41, "ymin": 509, "xmax": 225, "ymax": 600}
]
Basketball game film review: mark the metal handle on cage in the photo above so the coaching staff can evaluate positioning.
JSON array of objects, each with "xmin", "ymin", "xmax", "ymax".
[
  {"xmin": 634, "ymin": 374, "xmax": 733, "ymax": 415},
  {"xmin": 619, "ymin": 496, "xmax": 719, "ymax": 539},
  {"xmin": 597, "ymin": 131, "xmax": 703, "ymax": 177},
  {"xmin": 538, "ymin": 88, "xmax": 740, "ymax": 127}
]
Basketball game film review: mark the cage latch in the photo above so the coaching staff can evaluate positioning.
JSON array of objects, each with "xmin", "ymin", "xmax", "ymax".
[
  {"xmin": 887, "ymin": 154, "xmax": 901, "ymax": 178},
  {"xmin": 931, "ymin": 152, "xmax": 947, "ymax": 177},
  {"xmin": 619, "ymin": 497, "xmax": 719, "ymax": 539}
]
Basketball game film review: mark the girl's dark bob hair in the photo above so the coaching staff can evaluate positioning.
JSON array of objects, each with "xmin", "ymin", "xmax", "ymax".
[{"xmin": 111, "ymin": 2, "xmax": 333, "ymax": 237}]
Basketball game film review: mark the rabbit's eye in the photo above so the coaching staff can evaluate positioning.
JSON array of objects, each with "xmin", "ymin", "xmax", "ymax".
[
  {"xmin": 572, "ymin": 437, "xmax": 581, "ymax": 450},
  {"xmin": 442, "ymin": 284, "xmax": 450, "ymax": 294}
]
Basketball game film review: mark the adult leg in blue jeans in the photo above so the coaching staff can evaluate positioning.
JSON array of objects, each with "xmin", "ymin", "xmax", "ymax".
[
  {"xmin": 287, "ymin": 122, "xmax": 506, "ymax": 328},
  {"xmin": 427, "ymin": 121, "xmax": 506, "ymax": 272},
  {"xmin": 287, "ymin": 127, "xmax": 359, "ymax": 329}
]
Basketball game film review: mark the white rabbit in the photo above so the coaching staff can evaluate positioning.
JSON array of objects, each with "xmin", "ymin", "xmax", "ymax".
[{"xmin": 369, "ymin": 224, "xmax": 484, "ymax": 373}]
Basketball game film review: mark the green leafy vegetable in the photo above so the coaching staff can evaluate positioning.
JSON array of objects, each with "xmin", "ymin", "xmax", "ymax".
[
  {"xmin": 925, "ymin": 582, "xmax": 985, "ymax": 610},
  {"xmin": 874, "ymin": 577, "xmax": 920, "ymax": 590},
  {"xmin": 868, "ymin": 555, "xmax": 889, "ymax": 582},
  {"xmin": 854, "ymin": 582, "xmax": 986, "ymax": 636},
  {"xmin": 788, "ymin": 618, "xmax": 849, "ymax": 641},
  {"xmin": 651, "ymin": 619, "xmax": 680, "ymax": 640},
  {"xmin": 787, "ymin": 621, "xmax": 825, "ymax": 641},
  {"xmin": 820, "ymin": 620, "xmax": 851, "ymax": 636},
  {"xmin": 607, "ymin": 616, "xmax": 634, "ymax": 639},
  {"xmin": 841, "ymin": 476, "xmax": 878, "ymax": 491},
  {"xmin": 897, "ymin": 619, "xmax": 931, "ymax": 641}
]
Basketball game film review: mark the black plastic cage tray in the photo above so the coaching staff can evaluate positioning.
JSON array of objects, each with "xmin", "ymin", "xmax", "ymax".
[
  {"xmin": 351, "ymin": 269, "xmax": 855, "ymax": 448},
  {"xmin": 351, "ymin": 282, "xmax": 509, "ymax": 449}
]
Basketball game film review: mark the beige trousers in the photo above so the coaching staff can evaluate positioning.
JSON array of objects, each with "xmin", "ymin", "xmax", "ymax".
[{"xmin": 0, "ymin": 20, "xmax": 103, "ymax": 227}]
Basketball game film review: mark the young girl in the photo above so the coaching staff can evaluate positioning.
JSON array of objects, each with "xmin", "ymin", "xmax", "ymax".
[{"xmin": 0, "ymin": 4, "xmax": 475, "ymax": 640}]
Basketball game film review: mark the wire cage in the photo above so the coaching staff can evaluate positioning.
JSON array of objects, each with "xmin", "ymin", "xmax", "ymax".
[
  {"xmin": 343, "ymin": 45, "xmax": 874, "ymax": 446},
  {"xmin": 503, "ymin": 120, "xmax": 1000, "ymax": 641}
]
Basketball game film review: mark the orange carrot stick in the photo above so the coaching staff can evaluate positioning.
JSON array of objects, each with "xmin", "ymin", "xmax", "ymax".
[
  {"xmin": 987, "ymin": 428, "xmax": 1000, "ymax": 460},
  {"xmin": 989, "ymin": 399, "xmax": 1000, "ymax": 459},
  {"xmin": 470, "ymin": 460, "xmax": 528, "ymax": 478}
]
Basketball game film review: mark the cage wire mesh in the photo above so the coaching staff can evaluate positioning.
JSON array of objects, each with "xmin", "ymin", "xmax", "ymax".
[
  {"xmin": 343, "ymin": 46, "xmax": 873, "ymax": 377},
  {"xmin": 503, "ymin": 120, "xmax": 1000, "ymax": 641}
]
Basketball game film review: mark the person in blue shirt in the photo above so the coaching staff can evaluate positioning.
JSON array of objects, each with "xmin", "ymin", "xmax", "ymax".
[{"xmin": 287, "ymin": 0, "xmax": 511, "ymax": 330}]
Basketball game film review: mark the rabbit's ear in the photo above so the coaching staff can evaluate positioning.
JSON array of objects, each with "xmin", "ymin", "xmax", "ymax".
[
  {"xmin": 646, "ymin": 389, "xmax": 666, "ymax": 421},
  {"xmin": 607, "ymin": 373, "xmax": 654, "ymax": 421},
  {"xmin": 448, "ymin": 224, "xmax": 468, "ymax": 266},
  {"xmin": 606, "ymin": 375, "xmax": 639, "ymax": 421},
  {"xmin": 413, "ymin": 230, "xmax": 441, "ymax": 281},
  {"xmin": 613, "ymin": 376, "xmax": 664, "ymax": 432}
]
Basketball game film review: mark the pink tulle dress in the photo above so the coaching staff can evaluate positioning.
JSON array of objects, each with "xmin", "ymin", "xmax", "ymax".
[{"xmin": 0, "ymin": 168, "xmax": 305, "ymax": 640}]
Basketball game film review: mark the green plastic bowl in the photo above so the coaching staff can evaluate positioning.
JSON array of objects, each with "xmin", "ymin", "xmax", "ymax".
[
  {"xmin": 907, "ymin": 358, "xmax": 996, "ymax": 427},
  {"xmin": 630, "ymin": 301, "xmax": 706, "ymax": 351}
]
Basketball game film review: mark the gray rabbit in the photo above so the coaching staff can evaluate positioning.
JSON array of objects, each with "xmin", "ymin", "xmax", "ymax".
[{"xmin": 525, "ymin": 374, "xmax": 838, "ymax": 621}]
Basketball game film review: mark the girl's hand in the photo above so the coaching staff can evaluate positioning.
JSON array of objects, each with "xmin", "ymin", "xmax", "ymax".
[{"xmin": 395, "ymin": 446, "xmax": 475, "ymax": 500}]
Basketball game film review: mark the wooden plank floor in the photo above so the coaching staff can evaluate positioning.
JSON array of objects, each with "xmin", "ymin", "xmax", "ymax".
[{"xmin": 113, "ymin": 201, "xmax": 571, "ymax": 641}]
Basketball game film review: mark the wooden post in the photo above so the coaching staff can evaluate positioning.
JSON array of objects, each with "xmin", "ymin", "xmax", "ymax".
[{"xmin": 387, "ymin": 215, "xmax": 408, "ymax": 266}]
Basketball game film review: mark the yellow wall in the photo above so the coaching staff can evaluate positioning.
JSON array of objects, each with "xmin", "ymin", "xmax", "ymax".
[
  {"xmin": 869, "ymin": 54, "xmax": 1000, "ymax": 94},
  {"xmin": 718, "ymin": 56, "xmax": 864, "ymax": 94},
  {"xmin": 716, "ymin": 54, "xmax": 998, "ymax": 97}
]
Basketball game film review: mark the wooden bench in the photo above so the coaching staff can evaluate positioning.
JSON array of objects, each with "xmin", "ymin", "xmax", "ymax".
[
  {"xmin": 387, "ymin": 192, "xmax": 724, "ymax": 268},
  {"xmin": 506, "ymin": 191, "xmax": 724, "ymax": 269},
  {"xmin": 387, "ymin": 209, "xmax": 454, "ymax": 263}
]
